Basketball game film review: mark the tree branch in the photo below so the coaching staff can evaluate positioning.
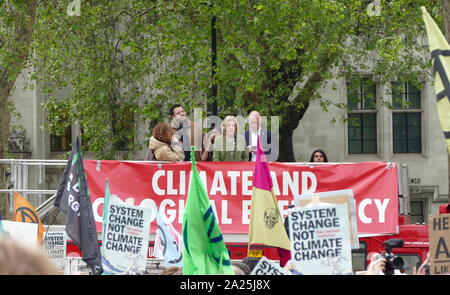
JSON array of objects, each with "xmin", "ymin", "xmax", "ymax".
[{"xmin": 291, "ymin": 55, "xmax": 333, "ymax": 105}]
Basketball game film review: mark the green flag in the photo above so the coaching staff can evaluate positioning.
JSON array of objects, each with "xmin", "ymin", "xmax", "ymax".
[
  {"xmin": 102, "ymin": 178, "xmax": 111, "ymax": 243},
  {"xmin": 182, "ymin": 147, "xmax": 234, "ymax": 275},
  {"xmin": 101, "ymin": 179, "xmax": 114, "ymax": 275}
]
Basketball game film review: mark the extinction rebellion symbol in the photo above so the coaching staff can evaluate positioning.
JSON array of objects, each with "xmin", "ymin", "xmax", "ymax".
[
  {"xmin": 263, "ymin": 208, "xmax": 279, "ymax": 230},
  {"xmin": 16, "ymin": 207, "xmax": 39, "ymax": 224}
]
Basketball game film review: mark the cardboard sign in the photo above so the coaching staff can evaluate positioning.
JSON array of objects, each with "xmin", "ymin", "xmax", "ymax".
[
  {"xmin": 102, "ymin": 201, "xmax": 151, "ymax": 274},
  {"xmin": 0, "ymin": 220, "xmax": 38, "ymax": 248},
  {"xmin": 43, "ymin": 231, "xmax": 67, "ymax": 270},
  {"xmin": 250, "ymin": 256, "xmax": 289, "ymax": 275},
  {"xmin": 289, "ymin": 203, "xmax": 353, "ymax": 275},
  {"xmin": 295, "ymin": 189, "xmax": 359, "ymax": 248},
  {"xmin": 429, "ymin": 213, "xmax": 450, "ymax": 274}
]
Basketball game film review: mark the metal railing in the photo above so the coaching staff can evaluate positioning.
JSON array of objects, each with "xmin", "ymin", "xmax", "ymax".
[
  {"xmin": 0, "ymin": 159, "xmax": 169, "ymax": 218},
  {"xmin": 0, "ymin": 159, "xmax": 67, "ymax": 215}
]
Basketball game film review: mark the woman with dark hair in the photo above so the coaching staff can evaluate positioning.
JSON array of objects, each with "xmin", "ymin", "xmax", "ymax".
[
  {"xmin": 309, "ymin": 149, "xmax": 328, "ymax": 162},
  {"xmin": 149, "ymin": 123, "xmax": 184, "ymax": 162}
]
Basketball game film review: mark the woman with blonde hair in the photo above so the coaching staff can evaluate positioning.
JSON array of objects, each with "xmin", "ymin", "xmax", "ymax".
[
  {"xmin": 149, "ymin": 123, "xmax": 184, "ymax": 162},
  {"xmin": 213, "ymin": 116, "xmax": 247, "ymax": 161}
]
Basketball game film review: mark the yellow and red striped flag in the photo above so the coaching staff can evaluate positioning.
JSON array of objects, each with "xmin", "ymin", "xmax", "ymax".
[{"xmin": 248, "ymin": 137, "xmax": 290, "ymax": 250}]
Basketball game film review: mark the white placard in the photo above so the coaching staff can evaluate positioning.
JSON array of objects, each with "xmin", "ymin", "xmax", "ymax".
[
  {"xmin": 289, "ymin": 203, "xmax": 353, "ymax": 275},
  {"xmin": 250, "ymin": 256, "xmax": 289, "ymax": 275},
  {"xmin": 44, "ymin": 231, "xmax": 67, "ymax": 270}
]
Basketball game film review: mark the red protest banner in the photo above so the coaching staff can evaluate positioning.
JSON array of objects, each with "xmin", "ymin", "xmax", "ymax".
[{"xmin": 84, "ymin": 161, "xmax": 398, "ymax": 235}]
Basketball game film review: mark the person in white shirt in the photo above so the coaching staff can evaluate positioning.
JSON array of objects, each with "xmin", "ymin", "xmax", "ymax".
[{"xmin": 244, "ymin": 111, "xmax": 277, "ymax": 161}]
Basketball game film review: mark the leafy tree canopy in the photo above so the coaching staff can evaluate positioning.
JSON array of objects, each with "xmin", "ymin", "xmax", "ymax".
[{"xmin": 29, "ymin": 0, "xmax": 442, "ymax": 160}]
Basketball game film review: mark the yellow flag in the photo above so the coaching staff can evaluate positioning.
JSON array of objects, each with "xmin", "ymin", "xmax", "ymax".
[
  {"xmin": 12, "ymin": 192, "xmax": 45, "ymax": 244},
  {"xmin": 248, "ymin": 137, "xmax": 290, "ymax": 250},
  {"xmin": 422, "ymin": 7, "xmax": 450, "ymax": 153}
]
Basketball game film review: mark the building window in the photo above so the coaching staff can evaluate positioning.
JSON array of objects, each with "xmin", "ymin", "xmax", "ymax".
[
  {"xmin": 347, "ymin": 78, "xmax": 377, "ymax": 154},
  {"xmin": 50, "ymin": 127, "xmax": 71, "ymax": 152},
  {"xmin": 393, "ymin": 113, "xmax": 421, "ymax": 153},
  {"xmin": 392, "ymin": 82, "xmax": 422, "ymax": 153},
  {"xmin": 410, "ymin": 200, "xmax": 425, "ymax": 224},
  {"xmin": 348, "ymin": 113, "xmax": 377, "ymax": 154},
  {"xmin": 392, "ymin": 82, "xmax": 421, "ymax": 109},
  {"xmin": 347, "ymin": 77, "xmax": 376, "ymax": 110}
]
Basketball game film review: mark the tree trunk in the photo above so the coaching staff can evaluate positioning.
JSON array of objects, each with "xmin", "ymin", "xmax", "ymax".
[
  {"xmin": 0, "ymin": 0, "xmax": 37, "ymax": 218},
  {"xmin": 277, "ymin": 103, "xmax": 309, "ymax": 162}
]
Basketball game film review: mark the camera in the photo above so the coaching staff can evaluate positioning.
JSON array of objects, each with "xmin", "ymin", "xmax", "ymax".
[
  {"xmin": 177, "ymin": 123, "xmax": 184, "ymax": 143},
  {"xmin": 382, "ymin": 239, "xmax": 404, "ymax": 275}
]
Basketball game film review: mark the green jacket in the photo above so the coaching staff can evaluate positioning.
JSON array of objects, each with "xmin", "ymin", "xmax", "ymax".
[{"xmin": 212, "ymin": 135, "xmax": 247, "ymax": 162}]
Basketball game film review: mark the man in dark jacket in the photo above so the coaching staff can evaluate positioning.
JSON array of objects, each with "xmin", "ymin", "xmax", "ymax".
[{"xmin": 244, "ymin": 111, "xmax": 278, "ymax": 162}]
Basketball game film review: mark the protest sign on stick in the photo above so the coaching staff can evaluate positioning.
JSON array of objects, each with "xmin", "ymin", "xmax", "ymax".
[
  {"xmin": 102, "ymin": 201, "xmax": 151, "ymax": 274},
  {"xmin": 295, "ymin": 189, "xmax": 359, "ymax": 249},
  {"xmin": 250, "ymin": 256, "xmax": 289, "ymax": 275},
  {"xmin": 289, "ymin": 203, "xmax": 353, "ymax": 275},
  {"xmin": 429, "ymin": 213, "xmax": 450, "ymax": 275},
  {"xmin": 43, "ymin": 231, "xmax": 67, "ymax": 270}
]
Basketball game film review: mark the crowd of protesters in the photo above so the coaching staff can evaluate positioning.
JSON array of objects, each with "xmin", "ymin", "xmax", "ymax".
[
  {"xmin": 0, "ymin": 104, "xmax": 434, "ymax": 276},
  {"xmin": 155, "ymin": 251, "xmax": 433, "ymax": 275},
  {"xmin": 0, "ymin": 234, "xmax": 434, "ymax": 275}
]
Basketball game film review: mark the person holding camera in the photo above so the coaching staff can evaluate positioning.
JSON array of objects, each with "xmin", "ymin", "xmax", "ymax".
[
  {"xmin": 201, "ymin": 128, "xmax": 221, "ymax": 161},
  {"xmin": 362, "ymin": 253, "xmax": 387, "ymax": 275},
  {"xmin": 169, "ymin": 104, "xmax": 203, "ymax": 161}
]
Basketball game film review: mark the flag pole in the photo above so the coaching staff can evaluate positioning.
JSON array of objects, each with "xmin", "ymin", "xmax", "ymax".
[{"xmin": 43, "ymin": 208, "xmax": 61, "ymax": 241}]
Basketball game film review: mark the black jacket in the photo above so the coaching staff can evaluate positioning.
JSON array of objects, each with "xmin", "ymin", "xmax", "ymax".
[{"xmin": 244, "ymin": 128, "xmax": 275, "ymax": 161}]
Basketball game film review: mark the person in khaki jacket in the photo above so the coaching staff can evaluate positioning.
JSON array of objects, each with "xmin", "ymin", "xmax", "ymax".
[{"xmin": 149, "ymin": 123, "xmax": 184, "ymax": 162}]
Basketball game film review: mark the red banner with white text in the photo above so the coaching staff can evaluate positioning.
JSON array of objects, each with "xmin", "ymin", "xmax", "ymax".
[{"xmin": 84, "ymin": 161, "xmax": 399, "ymax": 236}]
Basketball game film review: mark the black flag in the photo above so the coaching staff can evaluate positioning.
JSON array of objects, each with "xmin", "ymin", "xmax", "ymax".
[{"xmin": 55, "ymin": 136, "xmax": 103, "ymax": 274}]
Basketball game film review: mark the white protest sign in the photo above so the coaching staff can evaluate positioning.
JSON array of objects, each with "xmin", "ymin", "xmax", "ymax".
[
  {"xmin": 1, "ymin": 220, "xmax": 38, "ymax": 248},
  {"xmin": 289, "ymin": 203, "xmax": 353, "ymax": 275},
  {"xmin": 295, "ymin": 189, "xmax": 359, "ymax": 249},
  {"xmin": 250, "ymin": 256, "xmax": 289, "ymax": 275},
  {"xmin": 43, "ymin": 231, "xmax": 67, "ymax": 270},
  {"xmin": 102, "ymin": 200, "xmax": 151, "ymax": 274}
]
